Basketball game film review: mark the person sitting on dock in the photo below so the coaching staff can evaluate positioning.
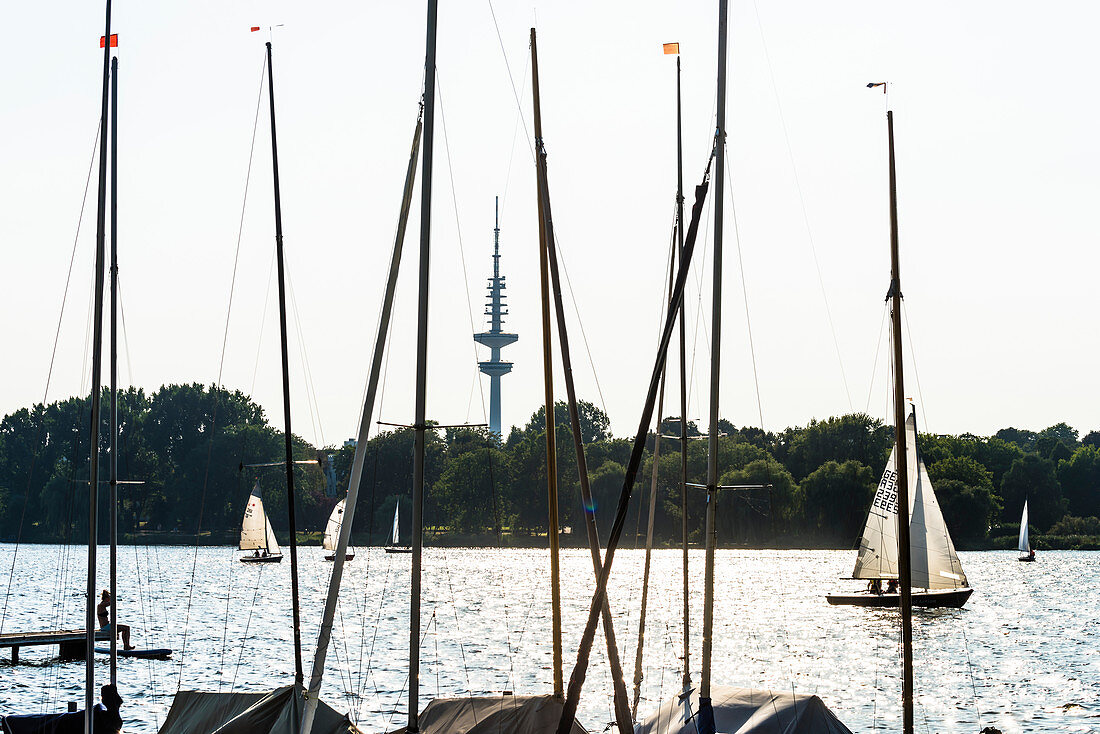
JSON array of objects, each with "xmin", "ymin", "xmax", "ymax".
[{"xmin": 96, "ymin": 590, "xmax": 134, "ymax": 651}]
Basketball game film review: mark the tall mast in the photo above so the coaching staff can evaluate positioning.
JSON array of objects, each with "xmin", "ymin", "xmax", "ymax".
[
  {"xmin": 409, "ymin": 0, "xmax": 439, "ymax": 729},
  {"xmin": 264, "ymin": 41, "xmax": 305, "ymax": 719},
  {"xmin": 530, "ymin": 26, "xmax": 564, "ymax": 699},
  {"xmin": 108, "ymin": 52, "xmax": 119, "ymax": 687},
  {"xmin": 700, "ymin": 1, "xmax": 729, "ymax": 727},
  {"xmin": 300, "ymin": 106, "xmax": 424, "ymax": 734},
  {"xmin": 531, "ymin": 28, "xmax": 632, "ymax": 729},
  {"xmin": 886, "ymin": 108, "xmax": 915, "ymax": 734},
  {"xmin": 675, "ymin": 49, "xmax": 691, "ymax": 693},
  {"xmin": 556, "ymin": 142, "xmax": 714, "ymax": 734},
  {"xmin": 87, "ymin": 0, "xmax": 113, "ymax": 729}
]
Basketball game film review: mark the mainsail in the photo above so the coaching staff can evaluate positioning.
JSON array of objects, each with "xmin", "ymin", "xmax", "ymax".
[
  {"xmin": 1018, "ymin": 500, "xmax": 1030, "ymax": 554},
  {"xmin": 240, "ymin": 481, "xmax": 280, "ymax": 554},
  {"xmin": 322, "ymin": 499, "xmax": 346, "ymax": 552},
  {"xmin": 852, "ymin": 412, "xmax": 967, "ymax": 590},
  {"xmin": 390, "ymin": 504, "xmax": 400, "ymax": 546}
]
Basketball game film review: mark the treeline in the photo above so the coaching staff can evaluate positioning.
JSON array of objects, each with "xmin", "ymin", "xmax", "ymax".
[{"xmin": 1, "ymin": 383, "xmax": 1098, "ymax": 549}]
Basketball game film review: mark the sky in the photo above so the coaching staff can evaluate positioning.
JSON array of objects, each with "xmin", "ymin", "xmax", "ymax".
[{"xmin": 2, "ymin": 0, "xmax": 1098, "ymax": 447}]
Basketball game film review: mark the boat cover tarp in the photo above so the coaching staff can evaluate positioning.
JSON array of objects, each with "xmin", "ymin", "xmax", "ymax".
[
  {"xmin": 158, "ymin": 685, "xmax": 357, "ymax": 734},
  {"xmin": 386, "ymin": 695, "xmax": 588, "ymax": 734},
  {"xmin": 635, "ymin": 685, "xmax": 852, "ymax": 734}
]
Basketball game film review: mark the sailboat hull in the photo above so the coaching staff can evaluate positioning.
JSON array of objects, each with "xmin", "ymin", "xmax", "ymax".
[
  {"xmin": 384, "ymin": 547, "xmax": 412, "ymax": 554},
  {"xmin": 324, "ymin": 553, "xmax": 354, "ymax": 561},
  {"xmin": 240, "ymin": 554, "xmax": 283, "ymax": 563},
  {"xmin": 1018, "ymin": 556, "xmax": 1036, "ymax": 562},
  {"xmin": 826, "ymin": 587, "xmax": 972, "ymax": 608}
]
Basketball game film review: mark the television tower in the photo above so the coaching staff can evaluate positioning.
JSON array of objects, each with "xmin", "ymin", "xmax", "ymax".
[{"xmin": 474, "ymin": 197, "xmax": 519, "ymax": 437}]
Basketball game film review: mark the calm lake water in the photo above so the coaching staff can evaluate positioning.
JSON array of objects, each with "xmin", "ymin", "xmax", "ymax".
[{"xmin": 0, "ymin": 544, "xmax": 1096, "ymax": 733}]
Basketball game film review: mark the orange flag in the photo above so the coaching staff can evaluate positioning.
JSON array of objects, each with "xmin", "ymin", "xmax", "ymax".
[
  {"xmin": 250, "ymin": 26, "xmax": 261, "ymax": 32},
  {"xmin": 99, "ymin": 34, "xmax": 118, "ymax": 48},
  {"xmin": 663, "ymin": 42, "xmax": 679, "ymax": 55}
]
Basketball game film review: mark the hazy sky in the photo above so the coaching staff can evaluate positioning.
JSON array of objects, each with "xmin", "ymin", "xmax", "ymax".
[{"xmin": 2, "ymin": 0, "xmax": 1098, "ymax": 447}]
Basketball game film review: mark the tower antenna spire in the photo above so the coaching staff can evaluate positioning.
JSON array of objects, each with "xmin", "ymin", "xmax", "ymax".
[{"xmin": 474, "ymin": 196, "xmax": 518, "ymax": 437}]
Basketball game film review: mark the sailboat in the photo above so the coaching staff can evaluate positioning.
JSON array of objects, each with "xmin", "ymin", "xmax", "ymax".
[
  {"xmin": 827, "ymin": 410, "xmax": 973, "ymax": 608},
  {"xmin": 240, "ymin": 480, "xmax": 283, "ymax": 563},
  {"xmin": 384, "ymin": 504, "xmax": 411, "ymax": 553},
  {"xmin": 323, "ymin": 498, "xmax": 354, "ymax": 561},
  {"xmin": 1018, "ymin": 500, "xmax": 1036, "ymax": 561}
]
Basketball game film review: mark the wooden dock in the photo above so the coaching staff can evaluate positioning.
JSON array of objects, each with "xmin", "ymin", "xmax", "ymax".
[{"xmin": 0, "ymin": 629, "xmax": 111, "ymax": 662}]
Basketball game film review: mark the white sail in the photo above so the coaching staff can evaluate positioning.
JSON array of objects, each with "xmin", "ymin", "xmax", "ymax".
[
  {"xmin": 1018, "ymin": 500, "xmax": 1030, "ymax": 553},
  {"xmin": 240, "ymin": 481, "xmax": 280, "ymax": 553},
  {"xmin": 391, "ymin": 504, "xmax": 400, "ymax": 546},
  {"xmin": 852, "ymin": 412, "xmax": 968, "ymax": 590},
  {"xmin": 323, "ymin": 499, "xmax": 346, "ymax": 552}
]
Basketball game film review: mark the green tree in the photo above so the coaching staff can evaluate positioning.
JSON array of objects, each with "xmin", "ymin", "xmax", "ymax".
[
  {"xmin": 800, "ymin": 460, "xmax": 875, "ymax": 543},
  {"xmin": 785, "ymin": 414, "xmax": 891, "ymax": 481},
  {"xmin": 995, "ymin": 427, "xmax": 1037, "ymax": 453},
  {"xmin": 717, "ymin": 459, "xmax": 799, "ymax": 541},
  {"xmin": 432, "ymin": 447, "xmax": 512, "ymax": 534},
  {"xmin": 934, "ymin": 479, "xmax": 996, "ymax": 544},
  {"xmin": 1056, "ymin": 445, "xmax": 1100, "ymax": 519},
  {"xmin": 928, "ymin": 455, "xmax": 993, "ymax": 492},
  {"xmin": 999, "ymin": 455, "xmax": 1066, "ymax": 530}
]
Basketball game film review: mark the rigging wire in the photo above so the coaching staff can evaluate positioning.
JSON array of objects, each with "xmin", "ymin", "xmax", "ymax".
[
  {"xmin": 248, "ymin": 249, "xmax": 277, "ymax": 397},
  {"xmin": 749, "ymin": 0, "xmax": 853, "ymax": 410},
  {"xmin": 901, "ymin": 301, "xmax": 929, "ymax": 428},
  {"xmin": 1, "ymin": 119, "xmax": 102, "ymax": 638},
  {"xmin": 436, "ymin": 72, "xmax": 489, "ymax": 424},
  {"xmin": 486, "ymin": 0, "xmax": 535, "ymax": 164},
  {"xmin": 285, "ymin": 257, "xmax": 327, "ymax": 448},
  {"xmin": 175, "ymin": 51, "xmax": 267, "ymax": 691},
  {"xmin": 864, "ymin": 304, "xmax": 889, "ymax": 414}
]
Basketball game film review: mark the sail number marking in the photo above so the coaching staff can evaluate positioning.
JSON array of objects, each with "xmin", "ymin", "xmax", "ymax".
[{"xmin": 872, "ymin": 469, "xmax": 899, "ymax": 515}]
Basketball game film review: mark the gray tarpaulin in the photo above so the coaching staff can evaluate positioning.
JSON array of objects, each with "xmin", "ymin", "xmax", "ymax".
[
  {"xmin": 386, "ymin": 695, "xmax": 588, "ymax": 734},
  {"xmin": 635, "ymin": 685, "xmax": 853, "ymax": 734},
  {"xmin": 158, "ymin": 685, "xmax": 359, "ymax": 734}
]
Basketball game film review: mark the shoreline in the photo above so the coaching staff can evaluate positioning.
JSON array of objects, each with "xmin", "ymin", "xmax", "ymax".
[{"xmin": 3, "ymin": 532, "xmax": 1098, "ymax": 551}]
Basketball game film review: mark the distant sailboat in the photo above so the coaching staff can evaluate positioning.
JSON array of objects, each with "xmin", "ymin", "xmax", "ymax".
[
  {"xmin": 322, "ymin": 499, "xmax": 354, "ymax": 561},
  {"xmin": 1018, "ymin": 500, "xmax": 1036, "ymax": 562},
  {"xmin": 384, "ymin": 504, "xmax": 411, "ymax": 554},
  {"xmin": 240, "ymin": 481, "xmax": 283, "ymax": 563},
  {"xmin": 827, "ymin": 410, "xmax": 973, "ymax": 608}
]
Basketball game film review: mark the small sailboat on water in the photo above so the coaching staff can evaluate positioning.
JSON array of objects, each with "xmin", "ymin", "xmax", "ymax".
[
  {"xmin": 384, "ymin": 504, "xmax": 411, "ymax": 554},
  {"xmin": 240, "ymin": 480, "xmax": 283, "ymax": 563},
  {"xmin": 323, "ymin": 498, "xmax": 354, "ymax": 561},
  {"xmin": 1018, "ymin": 500, "xmax": 1036, "ymax": 561},
  {"xmin": 827, "ymin": 410, "xmax": 973, "ymax": 608}
]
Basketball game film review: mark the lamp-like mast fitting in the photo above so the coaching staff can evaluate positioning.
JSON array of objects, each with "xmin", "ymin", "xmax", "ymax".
[{"xmin": 474, "ymin": 196, "xmax": 519, "ymax": 437}]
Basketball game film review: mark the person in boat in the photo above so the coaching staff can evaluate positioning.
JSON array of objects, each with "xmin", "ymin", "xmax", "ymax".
[
  {"xmin": 1029, "ymin": 549, "xmax": 1035, "ymax": 560},
  {"xmin": 867, "ymin": 579, "xmax": 883, "ymax": 595},
  {"xmin": 886, "ymin": 579, "xmax": 899, "ymax": 594},
  {"xmin": 253, "ymin": 550, "xmax": 260, "ymax": 558},
  {"xmin": 97, "ymin": 590, "xmax": 134, "ymax": 651}
]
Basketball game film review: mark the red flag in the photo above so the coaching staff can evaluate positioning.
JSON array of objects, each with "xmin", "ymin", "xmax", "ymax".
[
  {"xmin": 99, "ymin": 34, "xmax": 118, "ymax": 48},
  {"xmin": 250, "ymin": 26, "xmax": 261, "ymax": 32}
]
